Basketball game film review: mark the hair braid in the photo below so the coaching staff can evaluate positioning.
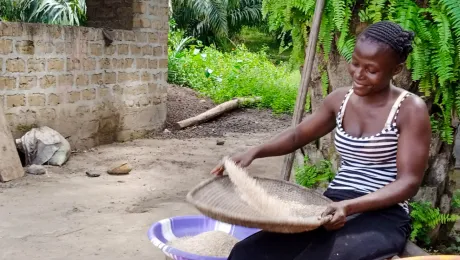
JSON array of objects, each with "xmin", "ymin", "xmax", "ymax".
[{"xmin": 358, "ymin": 21, "xmax": 415, "ymax": 62}]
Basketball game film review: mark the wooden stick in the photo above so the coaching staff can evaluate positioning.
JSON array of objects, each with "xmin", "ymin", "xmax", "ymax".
[
  {"xmin": 280, "ymin": 0, "xmax": 326, "ymax": 181},
  {"xmin": 175, "ymin": 97, "xmax": 261, "ymax": 129}
]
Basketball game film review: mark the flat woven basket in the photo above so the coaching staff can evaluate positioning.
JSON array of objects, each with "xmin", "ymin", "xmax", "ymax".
[{"xmin": 186, "ymin": 175, "xmax": 333, "ymax": 233}]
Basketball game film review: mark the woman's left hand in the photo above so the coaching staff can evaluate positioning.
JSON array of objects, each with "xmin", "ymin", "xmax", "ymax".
[{"xmin": 321, "ymin": 201, "xmax": 348, "ymax": 231}]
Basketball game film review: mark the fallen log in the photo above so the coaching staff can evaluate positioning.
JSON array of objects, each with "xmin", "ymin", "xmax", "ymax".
[{"xmin": 175, "ymin": 97, "xmax": 262, "ymax": 129}]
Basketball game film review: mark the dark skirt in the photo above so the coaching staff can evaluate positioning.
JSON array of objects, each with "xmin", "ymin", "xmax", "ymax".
[{"xmin": 227, "ymin": 189, "xmax": 411, "ymax": 260}]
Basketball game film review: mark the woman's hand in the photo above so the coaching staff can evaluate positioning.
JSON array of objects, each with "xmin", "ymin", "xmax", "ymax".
[
  {"xmin": 321, "ymin": 201, "xmax": 348, "ymax": 230},
  {"xmin": 210, "ymin": 151, "xmax": 256, "ymax": 176}
]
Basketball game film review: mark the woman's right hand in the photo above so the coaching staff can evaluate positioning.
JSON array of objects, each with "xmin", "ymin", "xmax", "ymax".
[{"xmin": 210, "ymin": 151, "xmax": 256, "ymax": 176}]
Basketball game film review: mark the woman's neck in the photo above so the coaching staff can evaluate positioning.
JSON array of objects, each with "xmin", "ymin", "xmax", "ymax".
[{"xmin": 357, "ymin": 84, "xmax": 393, "ymax": 107}]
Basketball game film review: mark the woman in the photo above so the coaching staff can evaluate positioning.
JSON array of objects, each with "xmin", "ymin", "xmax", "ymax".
[{"xmin": 211, "ymin": 21, "xmax": 431, "ymax": 260}]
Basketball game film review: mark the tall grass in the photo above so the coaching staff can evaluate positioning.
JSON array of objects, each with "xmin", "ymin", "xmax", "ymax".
[{"xmin": 168, "ymin": 42, "xmax": 300, "ymax": 114}]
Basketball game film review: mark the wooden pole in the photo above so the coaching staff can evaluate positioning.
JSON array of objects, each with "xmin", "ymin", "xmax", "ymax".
[{"xmin": 280, "ymin": 0, "xmax": 326, "ymax": 181}]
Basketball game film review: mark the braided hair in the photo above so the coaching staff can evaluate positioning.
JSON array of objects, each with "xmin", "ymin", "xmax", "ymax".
[{"xmin": 358, "ymin": 21, "xmax": 415, "ymax": 63}]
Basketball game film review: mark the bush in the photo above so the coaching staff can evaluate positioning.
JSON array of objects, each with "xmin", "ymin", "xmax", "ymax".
[
  {"xmin": 294, "ymin": 155, "xmax": 335, "ymax": 189},
  {"xmin": 168, "ymin": 42, "xmax": 300, "ymax": 114},
  {"xmin": 409, "ymin": 201, "xmax": 460, "ymax": 245}
]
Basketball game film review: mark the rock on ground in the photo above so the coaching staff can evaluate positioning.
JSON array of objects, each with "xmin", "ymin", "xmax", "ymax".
[
  {"xmin": 86, "ymin": 171, "xmax": 101, "ymax": 177},
  {"xmin": 107, "ymin": 162, "xmax": 133, "ymax": 175},
  {"xmin": 25, "ymin": 165, "xmax": 47, "ymax": 175}
]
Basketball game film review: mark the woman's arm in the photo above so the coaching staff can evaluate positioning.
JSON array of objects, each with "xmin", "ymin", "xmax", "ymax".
[
  {"xmin": 323, "ymin": 95, "xmax": 431, "ymax": 230},
  {"xmin": 250, "ymin": 92, "xmax": 341, "ymax": 159},
  {"xmin": 211, "ymin": 88, "xmax": 347, "ymax": 175}
]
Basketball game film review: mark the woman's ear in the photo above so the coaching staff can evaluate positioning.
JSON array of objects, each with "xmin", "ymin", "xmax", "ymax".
[{"xmin": 393, "ymin": 63, "xmax": 404, "ymax": 76}]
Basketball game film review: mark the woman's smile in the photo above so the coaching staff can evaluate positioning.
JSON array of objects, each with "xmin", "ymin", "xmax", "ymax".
[{"xmin": 352, "ymin": 81, "xmax": 370, "ymax": 89}]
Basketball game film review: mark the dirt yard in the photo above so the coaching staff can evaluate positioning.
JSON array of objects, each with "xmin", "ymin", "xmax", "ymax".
[{"xmin": 0, "ymin": 86, "xmax": 291, "ymax": 260}]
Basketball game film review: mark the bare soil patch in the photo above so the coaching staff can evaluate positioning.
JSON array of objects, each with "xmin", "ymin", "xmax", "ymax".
[{"xmin": 154, "ymin": 85, "xmax": 292, "ymax": 139}]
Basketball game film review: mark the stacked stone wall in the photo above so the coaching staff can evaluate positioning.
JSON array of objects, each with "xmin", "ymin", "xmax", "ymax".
[{"xmin": 0, "ymin": 0, "xmax": 169, "ymax": 149}]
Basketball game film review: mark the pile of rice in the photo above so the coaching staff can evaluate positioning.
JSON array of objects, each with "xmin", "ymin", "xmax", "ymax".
[{"xmin": 167, "ymin": 230, "xmax": 239, "ymax": 257}]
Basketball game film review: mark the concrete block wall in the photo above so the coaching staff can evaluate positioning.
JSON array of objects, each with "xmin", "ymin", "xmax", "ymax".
[
  {"xmin": 87, "ymin": 0, "xmax": 134, "ymax": 30},
  {"xmin": 0, "ymin": 0, "xmax": 169, "ymax": 149}
]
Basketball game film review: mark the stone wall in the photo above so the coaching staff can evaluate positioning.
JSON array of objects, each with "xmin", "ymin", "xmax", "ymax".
[
  {"xmin": 0, "ymin": 0, "xmax": 169, "ymax": 150},
  {"xmin": 86, "ymin": 0, "xmax": 134, "ymax": 30}
]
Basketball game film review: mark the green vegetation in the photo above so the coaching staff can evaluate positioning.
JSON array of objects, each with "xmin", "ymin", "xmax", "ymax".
[
  {"xmin": 168, "ymin": 28, "xmax": 300, "ymax": 114},
  {"xmin": 452, "ymin": 189, "xmax": 460, "ymax": 209},
  {"xmin": 263, "ymin": 0, "xmax": 356, "ymax": 66},
  {"xmin": 171, "ymin": 0, "xmax": 264, "ymax": 49},
  {"xmin": 262, "ymin": 0, "xmax": 460, "ymax": 144},
  {"xmin": 294, "ymin": 156, "xmax": 335, "ymax": 189},
  {"xmin": 409, "ymin": 201, "xmax": 460, "ymax": 245},
  {"xmin": 444, "ymin": 235, "xmax": 460, "ymax": 254},
  {"xmin": 233, "ymin": 26, "xmax": 292, "ymax": 64},
  {"xmin": 0, "ymin": 0, "xmax": 24, "ymax": 21},
  {"xmin": 0, "ymin": 0, "xmax": 87, "ymax": 26}
]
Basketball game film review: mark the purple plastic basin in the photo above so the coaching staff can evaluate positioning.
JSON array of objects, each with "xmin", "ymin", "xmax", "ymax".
[{"xmin": 148, "ymin": 215, "xmax": 260, "ymax": 260}]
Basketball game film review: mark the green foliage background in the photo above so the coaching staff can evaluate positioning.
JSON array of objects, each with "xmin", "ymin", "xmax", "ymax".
[
  {"xmin": 0, "ymin": 0, "xmax": 87, "ymax": 26},
  {"xmin": 410, "ymin": 201, "xmax": 459, "ymax": 245},
  {"xmin": 168, "ymin": 29, "xmax": 301, "ymax": 114},
  {"xmin": 294, "ymin": 155, "xmax": 335, "ymax": 188},
  {"xmin": 171, "ymin": 0, "xmax": 264, "ymax": 49},
  {"xmin": 262, "ymin": 0, "xmax": 460, "ymax": 144}
]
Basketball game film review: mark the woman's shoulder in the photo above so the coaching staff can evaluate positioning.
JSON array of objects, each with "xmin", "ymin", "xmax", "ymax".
[
  {"xmin": 396, "ymin": 87, "xmax": 430, "ymax": 126},
  {"xmin": 320, "ymin": 87, "xmax": 353, "ymax": 115},
  {"xmin": 325, "ymin": 86, "xmax": 352, "ymax": 102},
  {"xmin": 397, "ymin": 87, "xmax": 428, "ymax": 113}
]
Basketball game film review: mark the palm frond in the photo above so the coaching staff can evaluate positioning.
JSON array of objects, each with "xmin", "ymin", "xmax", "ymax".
[
  {"xmin": 22, "ymin": 0, "xmax": 86, "ymax": 25},
  {"xmin": 172, "ymin": 0, "xmax": 263, "ymax": 46}
]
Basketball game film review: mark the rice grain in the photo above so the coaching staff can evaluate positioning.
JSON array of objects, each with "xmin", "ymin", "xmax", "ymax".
[{"xmin": 167, "ymin": 230, "xmax": 239, "ymax": 257}]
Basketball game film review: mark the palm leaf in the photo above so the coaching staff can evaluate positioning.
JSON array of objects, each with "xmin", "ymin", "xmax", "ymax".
[
  {"xmin": 24, "ymin": 0, "xmax": 86, "ymax": 25},
  {"xmin": 172, "ymin": 0, "xmax": 263, "ymax": 46}
]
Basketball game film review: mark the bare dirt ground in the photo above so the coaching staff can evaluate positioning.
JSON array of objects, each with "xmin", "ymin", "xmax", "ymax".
[
  {"xmin": 154, "ymin": 85, "xmax": 291, "ymax": 139},
  {"xmin": 0, "ymin": 85, "xmax": 291, "ymax": 260}
]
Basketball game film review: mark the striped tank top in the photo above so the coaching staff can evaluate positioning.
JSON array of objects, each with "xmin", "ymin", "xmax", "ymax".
[{"xmin": 328, "ymin": 88, "xmax": 411, "ymax": 213}]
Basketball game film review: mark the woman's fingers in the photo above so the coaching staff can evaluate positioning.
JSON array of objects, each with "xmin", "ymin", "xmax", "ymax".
[
  {"xmin": 211, "ymin": 154, "xmax": 247, "ymax": 175},
  {"xmin": 210, "ymin": 163, "xmax": 225, "ymax": 175},
  {"xmin": 327, "ymin": 221, "xmax": 345, "ymax": 230},
  {"xmin": 330, "ymin": 212, "xmax": 342, "ymax": 225},
  {"xmin": 321, "ymin": 203, "xmax": 347, "ymax": 230},
  {"xmin": 321, "ymin": 205, "xmax": 335, "ymax": 218},
  {"xmin": 323, "ymin": 214, "xmax": 344, "ymax": 230}
]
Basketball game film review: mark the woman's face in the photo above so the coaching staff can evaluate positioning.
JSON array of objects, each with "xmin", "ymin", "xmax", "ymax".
[{"xmin": 347, "ymin": 37, "xmax": 403, "ymax": 97}]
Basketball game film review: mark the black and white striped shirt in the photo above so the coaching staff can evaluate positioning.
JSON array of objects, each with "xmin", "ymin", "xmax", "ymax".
[{"xmin": 328, "ymin": 88, "xmax": 410, "ymax": 213}]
